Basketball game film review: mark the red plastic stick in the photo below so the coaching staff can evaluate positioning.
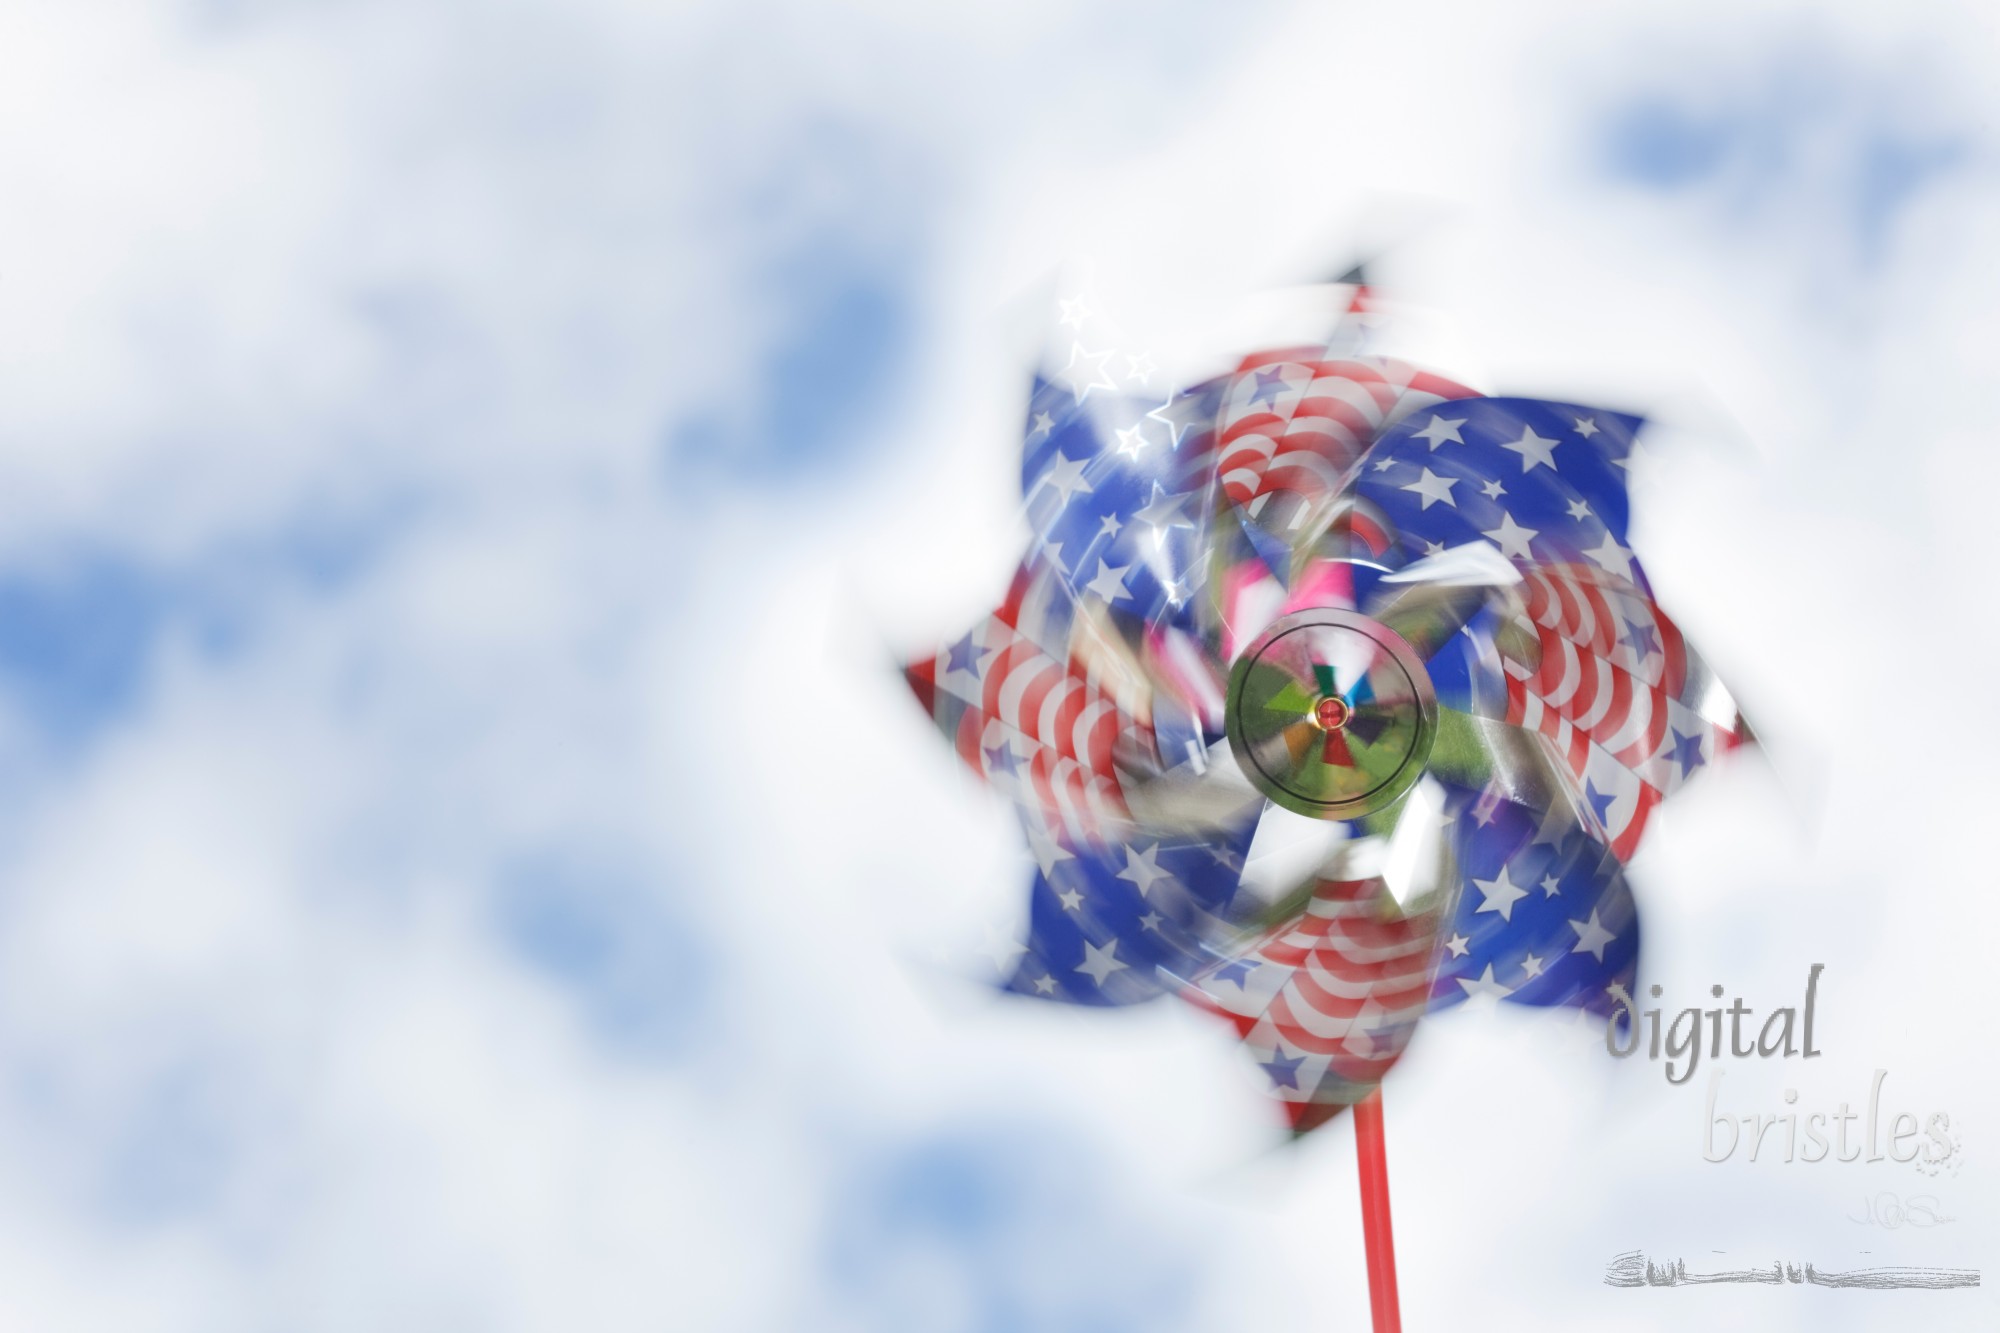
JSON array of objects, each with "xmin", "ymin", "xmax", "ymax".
[{"xmin": 1353, "ymin": 1090, "xmax": 1402, "ymax": 1333}]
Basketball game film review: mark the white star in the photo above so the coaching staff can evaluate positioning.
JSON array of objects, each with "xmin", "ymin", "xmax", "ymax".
[
  {"xmin": 1026, "ymin": 825, "xmax": 1072, "ymax": 877},
  {"xmin": 1125, "ymin": 352, "xmax": 1157, "ymax": 385},
  {"xmin": 1057, "ymin": 887, "xmax": 1085, "ymax": 912},
  {"xmin": 1411, "ymin": 415, "xmax": 1466, "ymax": 449},
  {"xmin": 1075, "ymin": 938, "xmax": 1129, "ymax": 986},
  {"xmin": 1456, "ymin": 963, "xmax": 1515, "ymax": 1002},
  {"xmin": 1057, "ymin": 296, "xmax": 1090, "ymax": 329},
  {"xmin": 1096, "ymin": 512, "xmax": 1123, "ymax": 539},
  {"xmin": 1035, "ymin": 451, "xmax": 1094, "ymax": 509},
  {"xmin": 977, "ymin": 924, "xmax": 1028, "ymax": 974},
  {"xmin": 1582, "ymin": 531, "xmax": 1635, "ymax": 580},
  {"xmin": 1422, "ymin": 539, "xmax": 1446, "ymax": 556},
  {"xmin": 1113, "ymin": 423, "xmax": 1150, "ymax": 459},
  {"xmin": 1114, "ymin": 842, "xmax": 1172, "ymax": 897},
  {"xmin": 1138, "ymin": 911, "xmax": 1164, "ymax": 933},
  {"xmin": 1612, "ymin": 440, "xmax": 1650, "ymax": 472},
  {"xmin": 1145, "ymin": 390, "xmax": 1193, "ymax": 450},
  {"xmin": 1037, "ymin": 537, "xmax": 1069, "ymax": 576},
  {"xmin": 1401, "ymin": 466, "xmax": 1460, "ymax": 509},
  {"xmin": 1566, "ymin": 498, "xmax": 1593, "ymax": 521},
  {"xmin": 1032, "ymin": 973, "xmax": 1058, "ymax": 994},
  {"xmin": 1481, "ymin": 511, "xmax": 1539, "ymax": 562},
  {"xmin": 1572, "ymin": 415, "xmax": 1600, "ymax": 438},
  {"xmin": 1540, "ymin": 874, "xmax": 1561, "ymax": 897},
  {"xmin": 1520, "ymin": 952, "xmax": 1546, "ymax": 978},
  {"xmin": 1569, "ymin": 908, "xmax": 1617, "ymax": 961},
  {"xmin": 1084, "ymin": 559, "xmax": 1133, "ymax": 602},
  {"xmin": 1500, "ymin": 425, "xmax": 1560, "ymax": 472},
  {"xmin": 1372, "ymin": 456, "xmax": 1397, "ymax": 473},
  {"xmin": 1480, "ymin": 478, "xmax": 1506, "ymax": 499},
  {"xmin": 1472, "ymin": 865, "xmax": 1531, "ymax": 921},
  {"xmin": 1444, "ymin": 932, "xmax": 1471, "ymax": 958},
  {"xmin": 1062, "ymin": 342, "xmax": 1118, "ymax": 402},
  {"xmin": 1029, "ymin": 411, "xmax": 1054, "ymax": 438},
  {"xmin": 1133, "ymin": 483, "xmax": 1193, "ymax": 533}
]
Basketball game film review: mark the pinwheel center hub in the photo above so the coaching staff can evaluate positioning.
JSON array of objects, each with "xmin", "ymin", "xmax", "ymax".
[{"xmin": 1224, "ymin": 608, "xmax": 1439, "ymax": 822}]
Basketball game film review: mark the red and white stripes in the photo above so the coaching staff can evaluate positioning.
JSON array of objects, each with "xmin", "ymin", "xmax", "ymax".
[
  {"xmin": 1501, "ymin": 562, "xmax": 1743, "ymax": 860},
  {"xmin": 1182, "ymin": 876, "xmax": 1438, "ymax": 1121},
  {"xmin": 912, "ymin": 597, "xmax": 1148, "ymax": 846},
  {"xmin": 1217, "ymin": 354, "xmax": 1478, "ymax": 513}
]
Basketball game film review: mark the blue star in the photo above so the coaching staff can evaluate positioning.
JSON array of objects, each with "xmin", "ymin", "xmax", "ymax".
[
  {"xmin": 1668, "ymin": 727, "xmax": 1705, "ymax": 778},
  {"xmin": 1584, "ymin": 780, "xmax": 1617, "ymax": 829},
  {"xmin": 1211, "ymin": 957, "xmax": 1259, "ymax": 988},
  {"xmin": 1260, "ymin": 1044, "xmax": 1305, "ymax": 1091},
  {"xmin": 1247, "ymin": 366, "xmax": 1289, "ymax": 407},
  {"xmin": 984, "ymin": 743, "xmax": 1022, "ymax": 778},
  {"xmin": 1621, "ymin": 620, "xmax": 1661, "ymax": 659},
  {"xmin": 945, "ymin": 635, "xmax": 985, "ymax": 676}
]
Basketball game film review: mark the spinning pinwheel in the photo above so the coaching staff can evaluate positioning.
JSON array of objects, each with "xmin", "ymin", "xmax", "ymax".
[{"xmin": 904, "ymin": 280, "xmax": 1747, "ymax": 1332}]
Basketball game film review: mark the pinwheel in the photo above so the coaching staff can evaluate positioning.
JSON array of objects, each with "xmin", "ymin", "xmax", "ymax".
[{"xmin": 903, "ymin": 281, "xmax": 1748, "ymax": 1332}]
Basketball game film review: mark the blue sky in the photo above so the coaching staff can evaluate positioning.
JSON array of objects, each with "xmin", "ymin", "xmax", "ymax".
[
  {"xmin": 0, "ymin": 1, "xmax": 1993, "ymax": 1329},
  {"xmin": 1595, "ymin": 37, "xmax": 1973, "ymax": 266}
]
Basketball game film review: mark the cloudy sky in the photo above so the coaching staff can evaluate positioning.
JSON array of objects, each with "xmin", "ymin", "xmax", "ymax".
[{"xmin": 0, "ymin": 0, "xmax": 1994, "ymax": 1329}]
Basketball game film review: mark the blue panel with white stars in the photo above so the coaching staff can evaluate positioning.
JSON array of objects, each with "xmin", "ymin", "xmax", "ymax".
[
  {"xmin": 1000, "ymin": 816, "xmax": 1258, "ymax": 1008},
  {"xmin": 1019, "ymin": 374, "xmax": 1227, "ymax": 635},
  {"xmin": 1355, "ymin": 398, "xmax": 1650, "ymax": 594},
  {"xmin": 1431, "ymin": 786, "xmax": 1639, "ymax": 1019}
]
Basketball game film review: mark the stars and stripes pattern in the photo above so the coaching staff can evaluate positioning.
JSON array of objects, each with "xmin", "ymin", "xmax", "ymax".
[
  {"xmin": 1356, "ymin": 398, "xmax": 1745, "ymax": 860},
  {"xmin": 1428, "ymin": 787, "xmax": 1639, "ymax": 1020},
  {"xmin": 1179, "ymin": 875, "xmax": 1439, "ymax": 1132},
  {"xmin": 1218, "ymin": 353, "xmax": 1478, "ymax": 516},
  {"xmin": 904, "ymin": 566, "xmax": 1145, "ymax": 846},
  {"xmin": 1021, "ymin": 370, "xmax": 1226, "ymax": 640},
  {"xmin": 1356, "ymin": 396, "xmax": 1643, "ymax": 581},
  {"xmin": 993, "ymin": 819, "xmax": 1258, "ymax": 1007},
  {"xmin": 1499, "ymin": 562, "xmax": 1745, "ymax": 858},
  {"xmin": 905, "ymin": 296, "xmax": 1752, "ymax": 1133}
]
